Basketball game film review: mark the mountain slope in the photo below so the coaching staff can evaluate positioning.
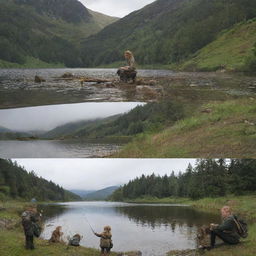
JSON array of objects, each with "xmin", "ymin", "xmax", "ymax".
[
  {"xmin": 84, "ymin": 186, "xmax": 119, "ymax": 200},
  {"xmin": 181, "ymin": 19, "xmax": 256, "ymax": 71},
  {"xmin": 0, "ymin": 159, "xmax": 80, "ymax": 201},
  {"xmin": 89, "ymin": 9, "xmax": 119, "ymax": 29},
  {"xmin": 81, "ymin": 0, "xmax": 256, "ymax": 67},
  {"xmin": 0, "ymin": 0, "xmax": 117, "ymax": 67}
]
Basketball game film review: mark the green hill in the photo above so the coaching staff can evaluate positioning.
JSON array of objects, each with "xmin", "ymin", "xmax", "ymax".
[
  {"xmin": 0, "ymin": 159, "xmax": 80, "ymax": 201},
  {"xmin": 81, "ymin": 0, "xmax": 256, "ymax": 68},
  {"xmin": 0, "ymin": 0, "xmax": 118, "ymax": 67},
  {"xmin": 84, "ymin": 186, "xmax": 119, "ymax": 201},
  {"xmin": 181, "ymin": 19, "xmax": 256, "ymax": 71}
]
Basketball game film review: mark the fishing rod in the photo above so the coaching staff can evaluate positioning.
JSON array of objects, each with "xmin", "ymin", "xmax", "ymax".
[{"xmin": 84, "ymin": 215, "xmax": 96, "ymax": 234}]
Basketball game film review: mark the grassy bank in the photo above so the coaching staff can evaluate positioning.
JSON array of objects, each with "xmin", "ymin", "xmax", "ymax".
[
  {"xmin": 0, "ymin": 201, "xmax": 141, "ymax": 256},
  {"xmin": 126, "ymin": 195, "xmax": 256, "ymax": 256},
  {"xmin": 180, "ymin": 19, "xmax": 256, "ymax": 72},
  {"xmin": 0, "ymin": 57, "xmax": 64, "ymax": 69},
  {"xmin": 114, "ymin": 98, "xmax": 256, "ymax": 158}
]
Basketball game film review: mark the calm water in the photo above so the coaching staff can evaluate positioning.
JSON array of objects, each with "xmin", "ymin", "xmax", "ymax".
[
  {"xmin": 0, "ymin": 140, "xmax": 121, "ymax": 158},
  {"xmin": 0, "ymin": 68, "xmax": 173, "ymax": 108},
  {"xmin": 2, "ymin": 68, "xmax": 255, "ymax": 109},
  {"xmin": 40, "ymin": 201, "xmax": 220, "ymax": 256}
]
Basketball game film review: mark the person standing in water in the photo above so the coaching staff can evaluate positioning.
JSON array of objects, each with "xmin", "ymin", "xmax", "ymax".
[{"xmin": 94, "ymin": 225, "xmax": 113, "ymax": 256}]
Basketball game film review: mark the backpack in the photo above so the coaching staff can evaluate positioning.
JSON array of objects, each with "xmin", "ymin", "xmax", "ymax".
[
  {"xmin": 233, "ymin": 216, "xmax": 248, "ymax": 238},
  {"xmin": 69, "ymin": 235, "xmax": 81, "ymax": 246},
  {"xmin": 32, "ymin": 222, "xmax": 41, "ymax": 237}
]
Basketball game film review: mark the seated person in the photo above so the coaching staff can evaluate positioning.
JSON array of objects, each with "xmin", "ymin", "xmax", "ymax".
[
  {"xmin": 210, "ymin": 206, "xmax": 240, "ymax": 248},
  {"xmin": 49, "ymin": 226, "xmax": 63, "ymax": 243}
]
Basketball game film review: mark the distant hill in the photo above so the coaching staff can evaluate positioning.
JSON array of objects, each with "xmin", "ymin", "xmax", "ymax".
[
  {"xmin": 81, "ymin": 0, "xmax": 256, "ymax": 68},
  {"xmin": 89, "ymin": 9, "xmax": 119, "ymax": 29},
  {"xmin": 0, "ymin": 0, "xmax": 118, "ymax": 67},
  {"xmin": 70, "ymin": 189, "xmax": 95, "ymax": 198},
  {"xmin": 0, "ymin": 126, "xmax": 12, "ymax": 133},
  {"xmin": 84, "ymin": 186, "xmax": 119, "ymax": 200},
  {"xmin": 0, "ymin": 159, "xmax": 80, "ymax": 201},
  {"xmin": 43, "ymin": 115, "xmax": 121, "ymax": 139}
]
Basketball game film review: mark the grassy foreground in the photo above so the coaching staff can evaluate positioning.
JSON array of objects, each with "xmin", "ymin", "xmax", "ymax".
[
  {"xmin": 114, "ymin": 98, "xmax": 256, "ymax": 158},
  {"xmin": 0, "ymin": 201, "xmax": 120, "ymax": 256},
  {"xmin": 0, "ymin": 196, "xmax": 255, "ymax": 255}
]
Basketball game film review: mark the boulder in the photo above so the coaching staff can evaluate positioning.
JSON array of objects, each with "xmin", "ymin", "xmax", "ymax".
[
  {"xmin": 61, "ymin": 72, "xmax": 74, "ymax": 78},
  {"xmin": 117, "ymin": 68, "xmax": 137, "ymax": 83},
  {"xmin": 34, "ymin": 75, "xmax": 45, "ymax": 83}
]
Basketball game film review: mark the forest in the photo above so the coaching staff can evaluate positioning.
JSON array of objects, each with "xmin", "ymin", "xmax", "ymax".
[
  {"xmin": 74, "ymin": 100, "xmax": 184, "ymax": 138},
  {"xmin": 110, "ymin": 159, "xmax": 256, "ymax": 201},
  {"xmin": 81, "ymin": 0, "xmax": 256, "ymax": 68},
  {"xmin": 0, "ymin": 159, "xmax": 80, "ymax": 201}
]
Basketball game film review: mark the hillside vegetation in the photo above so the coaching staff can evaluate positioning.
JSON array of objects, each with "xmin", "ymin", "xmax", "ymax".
[
  {"xmin": 0, "ymin": 159, "xmax": 80, "ymax": 201},
  {"xmin": 81, "ymin": 0, "xmax": 256, "ymax": 69},
  {"xmin": 181, "ymin": 19, "xmax": 256, "ymax": 71},
  {"xmin": 114, "ymin": 98, "xmax": 256, "ymax": 158},
  {"xmin": 0, "ymin": 0, "xmax": 117, "ymax": 67}
]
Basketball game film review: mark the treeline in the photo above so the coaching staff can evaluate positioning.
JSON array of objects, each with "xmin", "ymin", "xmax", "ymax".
[
  {"xmin": 81, "ymin": 0, "xmax": 256, "ymax": 67},
  {"xmin": 0, "ymin": 159, "xmax": 80, "ymax": 201},
  {"xmin": 74, "ymin": 100, "xmax": 184, "ymax": 138},
  {"xmin": 110, "ymin": 159, "xmax": 256, "ymax": 201}
]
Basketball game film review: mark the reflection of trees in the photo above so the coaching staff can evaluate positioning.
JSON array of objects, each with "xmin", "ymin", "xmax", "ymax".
[
  {"xmin": 38, "ymin": 204, "xmax": 68, "ymax": 222},
  {"xmin": 115, "ymin": 206, "xmax": 220, "ymax": 233}
]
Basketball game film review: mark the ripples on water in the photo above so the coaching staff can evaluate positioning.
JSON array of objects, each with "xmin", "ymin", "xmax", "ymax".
[{"xmin": 40, "ymin": 201, "xmax": 220, "ymax": 256}]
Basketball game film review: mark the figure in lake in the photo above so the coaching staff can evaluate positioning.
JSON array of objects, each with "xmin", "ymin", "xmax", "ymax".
[
  {"xmin": 117, "ymin": 50, "xmax": 137, "ymax": 83},
  {"xmin": 49, "ymin": 226, "xmax": 63, "ymax": 243},
  {"xmin": 21, "ymin": 205, "xmax": 41, "ymax": 250},
  {"xmin": 210, "ymin": 206, "xmax": 240, "ymax": 248},
  {"xmin": 94, "ymin": 225, "xmax": 113, "ymax": 256}
]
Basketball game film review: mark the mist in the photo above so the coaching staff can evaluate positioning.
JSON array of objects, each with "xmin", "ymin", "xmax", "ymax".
[{"xmin": 0, "ymin": 102, "xmax": 143, "ymax": 132}]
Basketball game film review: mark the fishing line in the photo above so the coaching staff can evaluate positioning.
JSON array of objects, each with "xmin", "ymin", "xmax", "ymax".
[{"xmin": 84, "ymin": 214, "xmax": 95, "ymax": 234}]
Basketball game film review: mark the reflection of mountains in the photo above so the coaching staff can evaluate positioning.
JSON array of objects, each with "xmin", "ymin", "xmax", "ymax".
[{"xmin": 115, "ymin": 206, "xmax": 220, "ymax": 232}]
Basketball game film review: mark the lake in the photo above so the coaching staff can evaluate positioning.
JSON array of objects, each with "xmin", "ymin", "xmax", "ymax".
[
  {"xmin": 1, "ymin": 68, "xmax": 255, "ymax": 109},
  {"xmin": 0, "ymin": 140, "xmax": 121, "ymax": 158},
  {"xmin": 40, "ymin": 201, "xmax": 220, "ymax": 256},
  {"xmin": 0, "ymin": 68, "xmax": 172, "ymax": 108}
]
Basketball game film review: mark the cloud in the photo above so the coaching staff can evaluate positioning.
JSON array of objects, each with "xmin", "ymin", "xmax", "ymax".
[
  {"xmin": 13, "ymin": 158, "xmax": 196, "ymax": 190},
  {"xmin": 0, "ymin": 102, "xmax": 143, "ymax": 131},
  {"xmin": 80, "ymin": 0, "xmax": 156, "ymax": 17}
]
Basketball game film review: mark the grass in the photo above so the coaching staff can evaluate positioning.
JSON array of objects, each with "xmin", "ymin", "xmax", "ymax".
[
  {"xmin": 126, "ymin": 195, "xmax": 256, "ymax": 256},
  {"xmin": 180, "ymin": 19, "xmax": 256, "ymax": 71},
  {"xmin": 0, "ymin": 201, "xmax": 139, "ymax": 256},
  {"xmin": 114, "ymin": 98, "xmax": 256, "ymax": 158},
  {"xmin": 0, "ymin": 57, "xmax": 64, "ymax": 69}
]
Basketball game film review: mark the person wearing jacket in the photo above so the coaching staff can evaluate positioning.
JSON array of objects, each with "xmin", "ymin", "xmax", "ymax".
[
  {"xmin": 94, "ymin": 225, "xmax": 112, "ymax": 256},
  {"xmin": 210, "ymin": 206, "xmax": 240, "ymax": 248}
]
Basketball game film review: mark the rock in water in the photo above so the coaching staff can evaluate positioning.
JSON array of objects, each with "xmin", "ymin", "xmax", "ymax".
[
  {"xmin": 34, "ymin": 75, "xmax": 45, "ymax": 83},
  {"xmin": 117, "ymin": 68, "xmax": 137, "ymax": 83}
]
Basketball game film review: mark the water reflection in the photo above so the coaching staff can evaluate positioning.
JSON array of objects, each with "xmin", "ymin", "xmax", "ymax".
[
  {"xmin": 0, "ymin": 140, "xmax": 121, "ymax": 158},
  {"xmin": 40, "ymin": 201, "xmax": 220, "ymax": 256},
  {"xmin": 0, "ymin": 68, "xmax": 173, "ymax": 108}
]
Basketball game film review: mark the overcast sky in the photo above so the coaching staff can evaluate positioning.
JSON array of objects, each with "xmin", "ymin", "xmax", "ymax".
[
  {"xmin": 80, "ymin": 0, "xmax": 156, "ymax": 17},
  {"xmin": 0, "ymin": 102, "xmax": 142, "ymax": 132},
  {"xmin": 13, "ymin": 159, "xmax": 196, "ymax": 190}
]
